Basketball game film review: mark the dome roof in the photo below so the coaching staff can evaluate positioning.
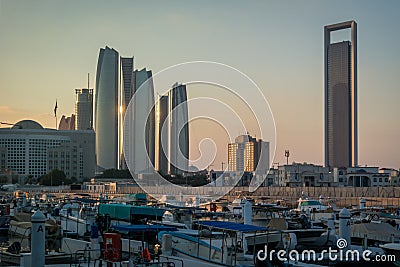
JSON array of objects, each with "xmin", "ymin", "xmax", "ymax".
[{"xmin": 12, "ymin": 120, "xmax": 44, "ymax": 129}]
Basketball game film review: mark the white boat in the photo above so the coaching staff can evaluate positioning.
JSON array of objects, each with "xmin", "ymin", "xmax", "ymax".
[
  {"xmin": 158, "ymin": 220, "xmax": 285, "ymax": 266},
  {"xmin": 58, "ymin": 203, "xmax": 96, "ymax": 237},
  {"xmin": 292, "ymin": 195, "xmax": 328, "ymax": 213},
  {"xmin": 380, "ymin": 243, "xmax": 400, "ymax": 266},
  {"xmin": 9, "ymin": 219, "xmax": 60, "ymax": 238}
]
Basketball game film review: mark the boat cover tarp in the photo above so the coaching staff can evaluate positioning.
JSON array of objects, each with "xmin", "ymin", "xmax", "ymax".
[
  {"xmin": 112, "ymin": 225, "xmax": 177, "ymax": 232},
  {"xmin": 98, "ymin": 204, "xmax": 131, "ymax": 220},
  {"xmin": 130, "ymin": 206, "xmax": 164, "ymax": 217},
  {"xmin": 351, "ymin": 223, "xmax": 400, "ymax": 242},
  {"xmin": 197, "ymin": 221, "xmax": 268, "ymax": 232},
  {"xmin": 113, "ymin": 193, "xmax": 147, "ymax": 202},
  {"xmin": 98, "ymin": 204, "xmax": 165, "ymax": 220}
]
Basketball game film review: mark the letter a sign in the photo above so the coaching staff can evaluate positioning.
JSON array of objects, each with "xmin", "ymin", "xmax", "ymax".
[{"xmin": 37, "ymin": 225, "xmax": 44, "ymax": 232}]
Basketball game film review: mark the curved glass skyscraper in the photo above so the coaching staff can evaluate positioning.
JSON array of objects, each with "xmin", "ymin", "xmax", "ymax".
[
  {"xmin": 169, "ymin": 82, "xmax": 189, "ymax": 175},
  {"xmin": 95, "ymin": 46, "xmax": 119, "ymax": 170},
  {"xmin": 124, "ymin": 68, "xmax": 155, "ymax": 174}
]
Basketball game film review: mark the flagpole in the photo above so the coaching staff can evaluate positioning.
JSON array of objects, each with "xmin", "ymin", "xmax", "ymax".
[{"xmin": 54, "ymin": 99, "xmax": 58, "ymax": 130}]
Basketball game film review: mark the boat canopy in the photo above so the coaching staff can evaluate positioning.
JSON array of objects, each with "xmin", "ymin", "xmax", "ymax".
[
  {"xmin": 98, "ymin": 203, "xmax": 165, "ymax": 220},
  {"xmin": 197, "ymin": 221, "xmax": 268, "ymax": 232}
]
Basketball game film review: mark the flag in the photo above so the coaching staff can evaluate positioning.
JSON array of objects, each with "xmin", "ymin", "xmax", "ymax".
[{"xmin": 54, "ymin": 100, "xmax": 58, "ymax": 117}]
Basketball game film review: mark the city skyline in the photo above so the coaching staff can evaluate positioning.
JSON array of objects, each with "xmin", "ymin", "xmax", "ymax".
[{"xmin": 0, "ymin": 1, "xmax": 399, "ymax": 169}]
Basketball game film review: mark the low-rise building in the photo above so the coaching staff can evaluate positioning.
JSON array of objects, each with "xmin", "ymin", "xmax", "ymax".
[
  {"xmin": 0, "ymin": 120, "xmax": 95, "ymax": 181},
  {"xmin": 345, "ymin": 167, "xmax": 390, "ymax": 187},
  {"xmin": 83, "ymin": 179, "xmax": 117, "ymax": 192},
  {"xmin": 276, "ymin": 162, "xmax": 333, "ymax": 187}
]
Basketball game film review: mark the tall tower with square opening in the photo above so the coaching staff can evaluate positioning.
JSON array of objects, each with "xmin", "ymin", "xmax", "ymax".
[{"xmin": 324, "ymin": 20, "xmax": 357, "ymax": 168}]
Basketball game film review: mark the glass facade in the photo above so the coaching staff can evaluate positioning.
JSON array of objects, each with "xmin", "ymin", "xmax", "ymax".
[
  {"xmin": 124, "ymin": 68, "xmax": 155, "ymax": 174},
  {"xmin": 75, "ymin": 88, "xmax": 93, "ymax": 130},
  {"xmin": 327, "ymin": 41, "xmax": 351, "ymax": 168},
  {"xmin": 95, "ymin": 46, "xmax": 119, "ymax": 170},
  {"xmin": 324, "ymin": 21, "xmax": 357, "ymax": 168},
  {"xmin": 119, "ymin": 57, "xmax": 134, "ymax": 169},
  {"xmin": 155, "ymin": 95, "xmax": 169, "ymax": 175},
  {"xmin": 169, "ymin": 83, "xmax": 189, "ymax": 175}
]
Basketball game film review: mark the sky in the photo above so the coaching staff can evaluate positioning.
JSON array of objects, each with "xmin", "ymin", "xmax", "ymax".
[{"xmin": 0, "ymin": 0, "xmax": 399, "ymax": 169}]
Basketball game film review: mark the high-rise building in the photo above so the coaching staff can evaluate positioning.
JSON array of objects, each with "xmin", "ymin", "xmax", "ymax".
[
  {"xmin": 95, "ymin": 46, "xmax": 119, "ymax": 171},
  {"xmin": 324, "ymin": 21, "xmax": 358, "ymax": 168},
  {"xmin": 169, "ymin": 83, "xmax": 189, "ymax": 175},
  {"xmin": 75, "ymin": 88, "xmax": 93, "ymax": 130},
  {"xmin": 228, "ymin": 134, "xmax": 269, "ymax": 173},
  {"xmin": 155, "ymin": 95, "xmax": 169, "ymax": 175},
  {"xmin": 119, "ymin": 57, "xmax": 134, "ymax": 169},
  {"xmin": 124, "ymin": 68, "xmax": 155, "ymax": 174},
  {"xmin": 58, "ymin": 114, "xmax": 75, "ymax": 130},
  {"xmin": 155, "ymin": 83, "xmax": 189, "ymax": 176},
  {"xmin": 120, "ymin": 57, "xmax": 134, "ymax": 111}
]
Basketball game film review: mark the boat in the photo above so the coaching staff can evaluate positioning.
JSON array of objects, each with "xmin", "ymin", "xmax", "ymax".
[
  {"xmin": 58, "ymin": 202, "xmax": 96, "ymax": 237},
  {"xmin": 0, "ymin": 250, "xmax": 73, "ymax": 266},
  {"xmin": 9, "ymin": 213, "xmax": 60, "ymax": 239},
  {"xmin": 380, "ymin": 243, "xmax": 400, "ymax": 266},
  {"xmin": 291, "ymin": 194, "xmax": 329, "ymax": 213}
]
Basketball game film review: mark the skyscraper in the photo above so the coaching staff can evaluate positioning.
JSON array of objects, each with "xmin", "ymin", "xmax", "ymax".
[
  {"xmin": 228, "ymin": 134, "xmax": 269, "ymax": 173},
  {"xmin": 155, "ymin": 95, "xmax": 169, "ymax": 175},
  {"xmin": 168, "ymin": 83, "xmax": 189, "ymax": 175},
  {"xmin": 119, "ymin": 57, "xmax": 134, "ymax": 169},
  {"xmin": 75, "ymin": 88, "xmax": 93, "ymax": 130},
  {"xmin": 95, "ymin": 46, "xmax": 119, "ymax": 171},
  {"xmin": 124, "ymin": 68, "xmax": 155, "ymax": 174},
  {"xmin": 120, "ymin": 57, "xmax": 134, "ymax": 110},
  {"xmin": 324, "ymin": 21, "xmax": 358, "ymax": 168},
  {"xmin": 58, "ymin": 114, "xmax": 75, "ymax": 130}
]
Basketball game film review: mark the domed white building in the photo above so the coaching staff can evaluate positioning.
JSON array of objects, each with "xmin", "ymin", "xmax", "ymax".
[{"xmin": 0, "ymin": 120, "xmax": 95, "ymax": 180}]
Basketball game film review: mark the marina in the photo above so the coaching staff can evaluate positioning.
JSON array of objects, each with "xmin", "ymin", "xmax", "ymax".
[
  {"xmin": 0, "ymin": 189, "xmax": 397, "ymax": 266},
  {"xmin": 1, "ymin": 2, "xmax": 399, "ymax": 266}
]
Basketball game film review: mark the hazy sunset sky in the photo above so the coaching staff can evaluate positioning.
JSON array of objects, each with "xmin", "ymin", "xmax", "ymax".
[{"xmin": 0, "ymin": 0, "xmax": 399, "ymax": 169}]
